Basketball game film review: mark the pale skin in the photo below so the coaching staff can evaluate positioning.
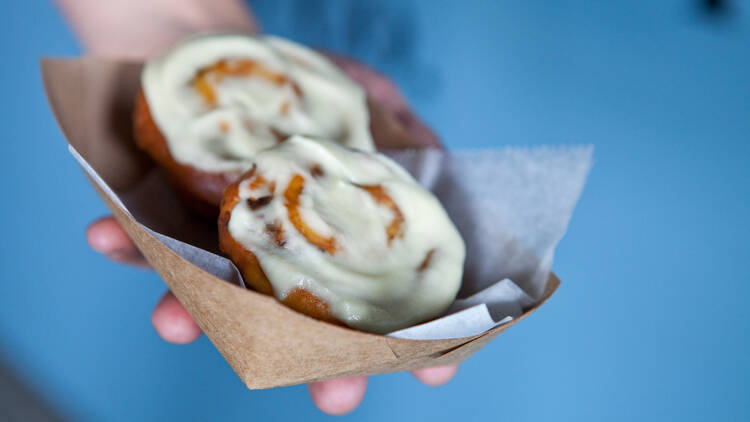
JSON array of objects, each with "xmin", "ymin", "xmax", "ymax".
[{"xmin": 56, "ymin": 0, "xmax": 457, "ymax": 415}]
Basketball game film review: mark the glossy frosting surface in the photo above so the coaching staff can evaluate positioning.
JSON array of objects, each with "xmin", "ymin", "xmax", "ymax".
[
  {"xmin": 142, "ymin": 34, "xmax": 374, "ymax": 173},
  {"xmin": 227, "ymin": 136, "xmax": 465, "ymax": 333}
]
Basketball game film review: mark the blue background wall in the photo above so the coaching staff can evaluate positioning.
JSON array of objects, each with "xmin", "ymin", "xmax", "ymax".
[{"xmin": 1, "ymin": 0, "xmax": 748, "ymax": 420}]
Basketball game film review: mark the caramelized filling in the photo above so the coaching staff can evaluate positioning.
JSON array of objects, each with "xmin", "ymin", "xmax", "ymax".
[
  {"xmin": 265, "ymin": 222, "xmax": 286, "ymax": 247},
  {"xmin": 246, "ymin": 196, "xmax": 272, "ymax": 210},
  {"xmin": 242, "ymin": 171, "xmax": 404, "ymax": 254},
  {"xmin": 357, "ymin": 184, "xmax": 405, "ymax": 244},
  {"xmin": 218, "ymin": 120, "xmax": 230, "ymax": 133},
  {"xmin": 249, "ymin": 175, "xmax": 267, "ymax": 190},
  {"xmin": 418, "ymin": 249, "xmax": 436, "ymax": 272},
  {"xmin": 310, "ymin": 164, "xmax": 324, "ymax": 178},
  {"xmin": 244, "ymin": 171, "xmax": 275, "ymax": 209},
  {"xmin": 284, "ymin": 174, "xmax": 338, "ymax": 254},
  {"xmin": 270, "ymin": 128, "xmax": 288, "ymax": 143},
  {"xmin": 191, "ymin": 59, "xmax": 292, "ymax": 106},
  {"xmin": 282, "ymin": 287, "xmax": 339, "ymax": 324}
]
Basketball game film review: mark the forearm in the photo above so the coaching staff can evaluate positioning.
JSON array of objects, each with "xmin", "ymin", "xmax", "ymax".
[{"xmin": 55, "ymin": 0, "xmax": 258, "ymax": 58}]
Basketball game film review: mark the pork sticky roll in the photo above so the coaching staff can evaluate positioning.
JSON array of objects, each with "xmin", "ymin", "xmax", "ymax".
[
  {"xmin": 218, "ymin": 135, "xmax": 465, "ymax": 333},
  {"xmin": 134, "ymin": 33, "xmax": 375, "ymax": 212}
]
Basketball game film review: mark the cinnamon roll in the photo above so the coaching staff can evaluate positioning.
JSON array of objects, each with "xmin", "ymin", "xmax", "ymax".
[
  {"xmin": 218, "ymin": 135, "xmax": 465, "ymax": 333},
  {"xmin": 134, "ymin": 33, "xmax": 375, "ymax": 212}
]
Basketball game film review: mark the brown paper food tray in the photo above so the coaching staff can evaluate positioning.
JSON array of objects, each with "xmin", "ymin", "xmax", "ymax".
[{"xmin": 41, "ymin": 57, "xmax": 560, "ymax": 389}]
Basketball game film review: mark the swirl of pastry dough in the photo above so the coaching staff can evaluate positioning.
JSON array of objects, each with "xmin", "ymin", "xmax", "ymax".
[
  {"xmin": 141, "ymin": 33, "xmax": 374, "ymax": 175},
  {"xmin": 218, "ymin": 135, "xmax": 465, "ymax": 333}
]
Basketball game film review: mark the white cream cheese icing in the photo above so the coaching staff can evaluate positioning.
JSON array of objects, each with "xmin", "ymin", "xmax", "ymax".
[
  {"xmin": 141, "ymin": 33, "xmax": 375, "ymax": 173},
  {"xmin": 227, "ymin": 135, "xmax": 465, "ymax": 333}
]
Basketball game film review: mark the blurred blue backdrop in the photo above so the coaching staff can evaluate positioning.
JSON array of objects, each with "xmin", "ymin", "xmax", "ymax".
[{"xmin": 1, "ymin": 0, "xmax": 748, "ymax": 420}]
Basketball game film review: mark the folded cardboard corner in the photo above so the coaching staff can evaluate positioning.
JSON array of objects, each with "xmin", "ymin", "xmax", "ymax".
[{"xmin": 41, "ymin": 57, "xmax": 560, "ymax": 389}]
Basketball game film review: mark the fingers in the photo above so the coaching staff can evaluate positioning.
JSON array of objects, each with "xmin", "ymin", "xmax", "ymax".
[
  {"xmin": 411, "ymin": 365, "xmax": 458, "ymax": 387},
  {"xmin": 392, "ymin": 109, "xmax": 441, "ymax": 148},
  {"xmin": 307, "ymin": 376, "xmax": 368, "ymax": 415},
  {"xmin": 86, "ymin": 216, "xmax": 150, "ymax": 267},
  {"xmin": 87, "ymin": 218, "xmax": 199, "ymax": 342},
  {"xmin": 151, "ymin": 291, "xmax": 203, "ymax": 344},
  {"xmin": 326, "ymin": 53, "xmax": 441, "ymax": 148},
  {"xmin": 87, "ymin": 218, "xmax": 201, "ymax": 343},
  {"xmin": 306, "ymin": 366, "xmax": 456, "ymax": 415}
]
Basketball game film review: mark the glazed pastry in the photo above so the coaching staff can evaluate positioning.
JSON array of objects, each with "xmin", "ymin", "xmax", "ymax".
[
  {"xmin": 134, "ymin": 33, "xmax": 375, "ymax": 212},
  {"xmin": 218, "ymin": 135, "xmax": 465, "ymax": 333}
]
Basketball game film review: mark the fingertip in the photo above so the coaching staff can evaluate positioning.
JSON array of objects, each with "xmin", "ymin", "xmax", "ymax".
[
  {"xmin": 396, "ymin": 110, "xmax": 441, "ymax": 148},
  {"xmin": 308, "ymin": 376, "xmax": 368, "ymax": 415},
  {"xmin": 411, "ymin": 365, "xmax": 458, "ymax": 387},
  {"xmin": 85, "ymin": 216, "xmax": 133, "ymax": 254},
  {"xmin": 151, "ymin": 291, "xmax": 203, "ymax": 344},
  {"xmin": 86, "ymin": 216, "xmax": 150, "ymax": 266}
]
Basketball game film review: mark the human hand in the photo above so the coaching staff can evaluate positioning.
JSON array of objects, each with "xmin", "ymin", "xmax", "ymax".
[
  {"xmin": 86, "ymin": 217, "xmax": 458, "ymax": 415},
  {"xmin": 62, "ymin": 0, "xmax": 454, "ymax": 412},
  {"xmin": 81, "ymin": 46, "xmax": 454, "ymax": 416},
  {"xmin": 326, "ymin": 52, "xmax": 441, "ymax": 149},
  {"xmin": 76, "ymin": 38, "xmax": 451, "ymax": 417}
]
